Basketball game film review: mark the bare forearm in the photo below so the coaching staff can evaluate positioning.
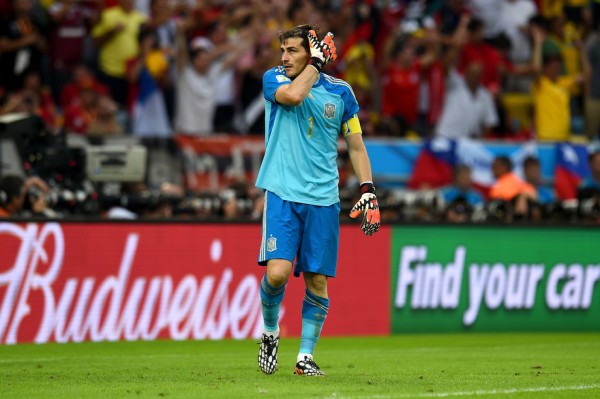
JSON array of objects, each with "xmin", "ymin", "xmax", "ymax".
[
  {"xmin": 93, "ymin": 24, "xmax": 123, "ymax": 48},
  {"xmin": 176, "ymin": 33, "xmax": 188, "ymax": 71},
  {"xmin": 347, "ymin": 136, "xmax": 373, "ymax": 184},
  {"xmin": 0, "ymin": 36, "xmax": 35, "ymax": 52},
  {"xmin": 127, "ymin": 58, "xmax": 144, "ymax": 82}
]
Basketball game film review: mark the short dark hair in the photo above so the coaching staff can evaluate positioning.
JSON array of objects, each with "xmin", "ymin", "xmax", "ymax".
[
  {"xmin": 138, "ymin": 25, "xmax": 158, "ymax": 45},
  {"xmin": 523, "ymin": 155, "xmax": 540, "ymax": 168},
  {"xmin": 278, "ymin": 24, "xmax": 319, "ymax": 54},
  {"xmin": 454, "ymin": 164, "xmax": 472, "ymax": 177},
  {"xmin": 529, "ymin": 15, "xmax": 549, "ymax": 31},
  {"xmin": 467, "ymin": 18, "xmax": 484, "ymax": 33},
  {"xmin": 494, "ymin": 156, "xmax": 513, "ymax": 171},
  {"xmin": 0, "ymin": 175, "xmax": 24, "ymax": 205}
]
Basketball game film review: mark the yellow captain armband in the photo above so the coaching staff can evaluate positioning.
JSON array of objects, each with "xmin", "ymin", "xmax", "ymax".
[{"xmin": 343, "ymin": 114, "xmax": 362, "ymax": 137}]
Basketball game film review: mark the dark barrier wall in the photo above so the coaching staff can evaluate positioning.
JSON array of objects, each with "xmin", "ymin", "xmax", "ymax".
[
  {"xmin": 0, "ymin": 222, "xmax": 390, "ymax": 344},
  {"xmin": 391, "ymin": 226, "xmax": 600, "ymax": 332}
]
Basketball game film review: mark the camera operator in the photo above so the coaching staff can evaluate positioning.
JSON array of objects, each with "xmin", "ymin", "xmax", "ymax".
[
  {"xmin": 577, "ymin": 151, "xmax": 600, "ymax": 224},
  {"xmin": 488, "ymin": 156, "xmax": 537, "ymax": 222},
  {"xmin": 102, "ymin": 181, "xmax": 184, "ymax": 219},
  {"xmin": 438, "ymin": 165, "xmax": 484, "ymax": 223},
  {"xmin": 0, "ymin": 175, "xmax": 57, "ymax": 218}
]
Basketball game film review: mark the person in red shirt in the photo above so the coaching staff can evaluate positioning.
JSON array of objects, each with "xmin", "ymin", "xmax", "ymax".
[
  {"xmin": 458, "ymin": 18, "xmax": 509, "ymax": 95},
  {"xmin": 1, "ymin": 71, "xmax": 60, "ymax": 133},
  {"xmin": 48, "ymin": 0, "xmax": 98, "ymax": 103},
  {"xmin": 380, "ymin": 33, "xmax": 438, "ymax": 137},
  {"xmin": 381, "ymin": 38, "xmax": 421, "ymax": 135},
  {"xmin": 63, "ymin": 81, "xmax": 99, "ymax": 134},
  {"xmin": 59, "ymin": 63, "xmax": 109, "ymax": 110}
]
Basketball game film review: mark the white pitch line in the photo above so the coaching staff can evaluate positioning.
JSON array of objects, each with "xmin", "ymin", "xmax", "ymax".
[
  {"xmin": 0, "ymin": 353, "xmax": 209, "ymax": 364},
  {"xmin": 330, "ymin": 384, "xmax": 600, "ymax": 399}
]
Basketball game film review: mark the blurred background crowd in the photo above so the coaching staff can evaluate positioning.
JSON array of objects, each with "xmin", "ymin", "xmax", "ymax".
[{"xmin": 0, "ymin": 0, "xmax": 600, "ymax": 223}]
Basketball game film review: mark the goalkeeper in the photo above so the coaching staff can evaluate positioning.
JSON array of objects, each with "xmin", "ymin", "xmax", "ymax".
[{"xmin": 255, "ymin": 24, "xmax": 380, "ymax": 377}]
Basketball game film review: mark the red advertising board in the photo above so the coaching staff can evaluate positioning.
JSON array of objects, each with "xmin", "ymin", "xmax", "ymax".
[{"xmin": 0, "ymin": 222, "xmax": 390, "ymax": 344}]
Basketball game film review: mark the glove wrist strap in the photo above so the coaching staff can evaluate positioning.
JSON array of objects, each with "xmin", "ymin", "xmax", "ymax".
[
  {"xmin": 360, "ymin": 182, "xmax": 375, "ymax": 194},
  {"xmin": 308, "ymin": 57, "xmax": 324, "ymax": 73}
]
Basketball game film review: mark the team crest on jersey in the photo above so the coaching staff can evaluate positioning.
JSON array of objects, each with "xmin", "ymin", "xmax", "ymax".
[
  {"xmin": 323, "ymin": 103, "xmax": 336, "ymax": 119},
  {"xmin": 267, "ymin": 236, "xmax": 277, "ymax": 252}
]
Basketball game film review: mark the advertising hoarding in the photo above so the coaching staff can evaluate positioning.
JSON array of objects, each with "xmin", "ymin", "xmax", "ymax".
[
  {"xmin": 0, "ymin": 222, "xmax": 390, "ymax": 344},
  {"xmin": 391, "ymin": 226, "xmax": 600, "ymax": 332}
]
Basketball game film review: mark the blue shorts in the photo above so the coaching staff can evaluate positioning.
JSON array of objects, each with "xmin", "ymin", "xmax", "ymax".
[{"xmin": 258, "ymin": 191, "xmax": 340, "ymax": 278}]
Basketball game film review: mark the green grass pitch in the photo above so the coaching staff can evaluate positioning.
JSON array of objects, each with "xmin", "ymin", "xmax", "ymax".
[{"xmin": 1, "ymin": 333, "xmax": 599, "ymax": 399}]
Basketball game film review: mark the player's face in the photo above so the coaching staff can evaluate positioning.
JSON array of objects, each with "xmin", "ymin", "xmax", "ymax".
[{"xmin": 280, "ymin": 37, "xmax": 309, "ymax": 78}]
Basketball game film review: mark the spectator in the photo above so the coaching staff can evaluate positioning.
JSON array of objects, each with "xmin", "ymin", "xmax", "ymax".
[
  {"xmin": 501, "ymin": 0, "xmax": 538, "ymax": 65},
  {"xmin": 174, "ymin": 30, "xmax": 217, "ymax": 135},
  {"xmin": 0, "ymin": 175, "xmax": 24, "ymax": 217},
  {"xmin": 338, "ymin": 37, "xmax": 379, "ymax": 136},
  {"xmin": 59, "ymin": 63, "xmax": 109, "ymax": 110},
  {"xmin": 86, "ymin": 94, "xmax": 124, "ymax": 136},
  {"xmin": 151, "ymin": 181, "xmax": 184, "ymax": 218},
  {"xmin": 146, "ymin": 0, "xmax": 178, "ymax": 121},
  {"xmin": 436, "ymin": 0, "xmax": 469, "ymax": 38},
  {"xmin": 523, "ymin": 155, "xmax": 556, "ymax": 205},
  {"xmin": 0, "ymin": 175, "xmax": 54, "ymax": 217},
  {"xmin": 546, "ymin": 15, "xmax": 584, "ymax": 97},
  {"xmin": 470, "ymin": 0, "xmax": 505, "ymax": 40},
  {"xmin": 0, "ymin": 0, "xmax": 48, "ymax": 92},
  {"xmin": 63, "ymin": 80, "xmax": 100, "ymax": 134},
  {"xmin": 174, "ymin": 23, "xmax": 248, "ymax": 135},
  {"xmin": 15, "ymin": 70, "xmax": 59, "ymax": 133},
  {"xmin": 578, "ymin": 151, "xmax": 600, "ymax": 193},
  {"xmin": 530, "ymin": 24, "xmax": 584, "ymax": 141},
  {"xmin": 236, "ymin": 39, "xmax": 275, "ymax": 134},
  {"xmin": 64, "ymin": 82, "xmax": 123, "ymax": 136},
  {"xmin": 126, "ymin": 26, "xmax": 171, "ymax": 137},
  {"xmin": 584, "ymin": 24, "xmax": 600, "ymax": 140},
  {"xmin": 458, "ymin": 18, "xmax": 507, "ymax": 95},
  {"xmin": 380, "ymin": 33, "xmax": 438, "ymax": 136},
  {"xmin": 208, "ymin": 19, "xmax": 239, "ymax": 133},
  {"xmin": 47, "ymin": 0, "xmax": 98, "ymax": 104},
  {"xmin": 435, "ymin": 61, "xmax": 499, "ymax": 138},
  {"xmin": 528, "ymin": 14, "xmax": 561, "ymax": 58},
  {"xmin": 577, "ymin": 151, "xmax": 600, "ymax": 223},
  {"xmin": 489, "ymin": 155, "xmax": 537, "ymax": 219},
  {"xmin": 594, "ymin": 0, "xmax": 600, "ymax": 32},
  {"xmin": 380, "ymin": 36, "xmax": 422, "ymax": 136},
  {"xmin": 341, "ymin": 40, "xmax": 375, "ymax": 95},
  {"xmin": 440, "ymin": 164, "xmax": 485, "ymax": 207},
  {"xmin": 439, "ymin": 164, "xmax": 485, "ymax": 223},
  {"xmin": 91, "ymin": 0, "xmax": 147, "ymax": 107}
]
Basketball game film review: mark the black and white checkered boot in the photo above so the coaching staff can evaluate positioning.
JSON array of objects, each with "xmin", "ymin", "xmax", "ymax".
[
  {"xmin": 294, "ymin": 355, "xmax": 325, "ymax": 376},
  {"xmin": 258, "ymin": 333, "xmax": 279, "ymax": 374}
]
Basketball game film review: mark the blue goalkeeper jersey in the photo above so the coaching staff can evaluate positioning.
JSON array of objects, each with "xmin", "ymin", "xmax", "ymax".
[{"xmin": 255, "ymin": 66, "xmax": 359, "ymax": 206}]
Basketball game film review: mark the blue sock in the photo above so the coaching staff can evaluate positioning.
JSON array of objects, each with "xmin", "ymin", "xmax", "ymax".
[
  {"xmin": 260, "ymin": 274, "xmax": 286, "ymax": 332},
  {"xmin": 299, "ymin": 289, "xmax": 330, "ymax": 356}
]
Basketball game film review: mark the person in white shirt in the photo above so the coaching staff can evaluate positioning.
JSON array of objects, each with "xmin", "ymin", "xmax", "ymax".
[
  {"xmin": 174, "ymin": 23, "xmax": 252, "ymax": 135},
  {"xmin": 501, "ymin": 0, "xmax": 537, "ymax": 64},
  {"xmin": 174, "ymin": 34, "xmax": 219, "ymax": 135},
  {"xmin": 435, "ymin": 61, "xmax": 499, "ymax": 138},
  {"xmin": 469, "ymin": 0, "xmax": 504, "ymax": 39}
]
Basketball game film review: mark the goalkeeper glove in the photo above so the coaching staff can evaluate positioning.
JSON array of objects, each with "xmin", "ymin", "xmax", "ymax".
[
  {"xmin": 349, "ymin": 182, "xmax": 381, "ymax": 236},
  {"xmin": 307, "ymin": 30, "xmax": 337, "ymax": 73}
]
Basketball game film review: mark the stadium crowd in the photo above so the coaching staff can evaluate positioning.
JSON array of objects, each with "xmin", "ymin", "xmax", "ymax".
[{"xmin": 1, "ymin": 0, "xmax": 600, "ymax": 223}]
